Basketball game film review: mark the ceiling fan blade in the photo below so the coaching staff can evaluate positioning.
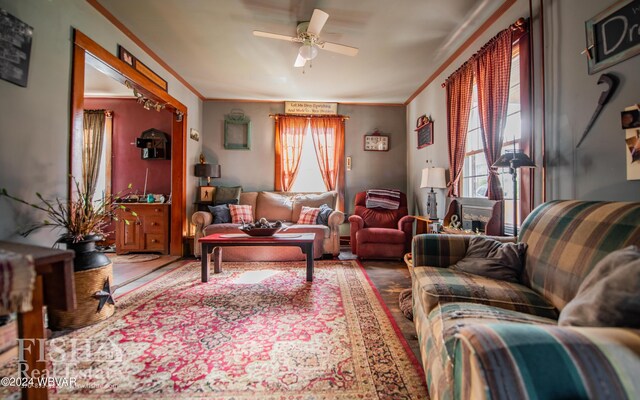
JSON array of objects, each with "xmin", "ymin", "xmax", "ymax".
[
  {"xmin": 294, "ymin": 53, "xmax": 307, "ymax": 67},
  {"xmin": 307, "ymin": 9, "xmax": 329, "ymax": 36},
  {"xmin": 253, "ymin": 30, "xmax": 298, "ymax": 42},
  {"xmin": 320, "ymin": 41, "xmax": 359, "ymax": 56}
]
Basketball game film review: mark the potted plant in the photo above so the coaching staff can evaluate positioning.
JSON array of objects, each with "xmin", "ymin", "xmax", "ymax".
[{"xmin": 0, "ymin": 177, "xmax": 137, "ymax": 329}]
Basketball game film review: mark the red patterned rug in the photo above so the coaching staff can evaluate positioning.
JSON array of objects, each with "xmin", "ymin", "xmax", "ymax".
[{"xmin": 0, "ymin": 260, "xmax": 427, "ymax": 399}]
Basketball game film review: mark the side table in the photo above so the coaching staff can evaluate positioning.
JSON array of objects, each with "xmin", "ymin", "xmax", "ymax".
[{"xmin": 413, "ymin": 216, "xmax": 433, "ymax": 235}]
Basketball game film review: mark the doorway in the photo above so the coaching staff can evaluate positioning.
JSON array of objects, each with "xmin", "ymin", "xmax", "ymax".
[{"xmin": 69, "ymin": 30, "xmax": 187, "ymax": 256}]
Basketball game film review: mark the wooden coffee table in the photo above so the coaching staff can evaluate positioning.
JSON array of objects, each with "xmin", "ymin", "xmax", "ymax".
[{"xmin": 199, "ymin": 233, "xmax": 316, "ymax": 282}]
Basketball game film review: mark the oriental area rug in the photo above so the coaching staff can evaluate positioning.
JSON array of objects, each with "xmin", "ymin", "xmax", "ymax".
[{"xmin": 0, "ymin": 260, "xmax": 427, "ymax": 399}]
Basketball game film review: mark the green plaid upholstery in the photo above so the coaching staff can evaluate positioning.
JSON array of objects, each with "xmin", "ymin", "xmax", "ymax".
[
  {"xmin": 413, "ymin": 266, "xmax": 557, "ymax": 319},
  {"xmin": 520, "ymin": 201, "xmax": 640, "ymax": 310},
  {"xmin": 412, "ymin": 234, "xmax": 515, "ymax": 268},
  {"xmin": 417, "ymin": 302, "xmax": 556, "ymax": 400},
  {"xmin": 411, "ymin": 201, "xmax": 640, "ymax": 400},
  {"xmin": 412, "ymin": 234, "xmax": 471, "ymax": 268},
  {"xmin": 454, "ymin": 324, "xmax": 640, "ymax": 400}
]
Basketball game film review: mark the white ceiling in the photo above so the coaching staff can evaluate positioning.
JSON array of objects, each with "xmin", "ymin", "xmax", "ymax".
[
  {"xmin": 92, "ymin": 0, "xmax": 501, "ymax": 103},
  {"xmin": 84, "ymin": 62, "xmax": 133, "ymax": 97}
]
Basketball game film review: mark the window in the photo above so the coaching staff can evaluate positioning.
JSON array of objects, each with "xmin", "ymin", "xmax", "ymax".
[
  {"xmin": 462, "ymin": 52, "xmax": 522, "ymax": 232},
  {"xmin": 274, "ymin": 115, "xmax": 345, "ymax": 210},
  {"xmin": 290, "ymin": 123, "xmax": 327, "ymax": 192}
]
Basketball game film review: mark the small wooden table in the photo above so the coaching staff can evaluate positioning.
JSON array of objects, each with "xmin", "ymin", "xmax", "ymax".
[
  {"xmin": 199, "ymin": 233, "xmax": 316, "ymax": 282},
  {"xmin": 413, "ymin": 216, "xmax": 433, "ymax": 235},
  {"xmin": 0, "ymin": 241, "xmax": 76, "ymax": 400}
]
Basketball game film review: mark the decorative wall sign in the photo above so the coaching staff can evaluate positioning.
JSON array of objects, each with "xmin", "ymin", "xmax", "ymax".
[
  {"xmin": 416, "ymin": 115, "xmax": 434, "ymax": 149},
  {"xmin": 285, "ymin": 101, "xmax": 338, "ymax": 115},
  {"xmin": 363, "ymin": 131, "xmax": 389, "ymax": 151},
  {"xmin": 585, "ymin": 0, "xmax": 640, "ymax": 74},
  {"xmin": 189, "ymin": 128, "xmax": 200, "ymax": 142},
  {"xmin": 118, "ymin": 45, "xmax": 168, "ymax": 91},
  {"xmin": 0, "ymin": 9, "xmax": 33, "ymax": 87}
]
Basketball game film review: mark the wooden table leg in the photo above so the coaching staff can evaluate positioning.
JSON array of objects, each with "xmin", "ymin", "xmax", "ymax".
[
  {"xmin": 213, "ymin": 247, "xmax": 222, "ymax": 274},
  {"xmin": 302, "ymin": 243, "xmax": 314, "ymax": 282},
  {"xmin": 17, "ymin": 275, "xmax": 48, "ymax": 400},
  {"xmin": 201, "ymin": 244, "xmax": 210, "ymax": 283}
]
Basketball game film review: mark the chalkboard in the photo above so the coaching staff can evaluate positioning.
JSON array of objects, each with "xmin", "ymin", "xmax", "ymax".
[
  {"xmin": 0, "ymin": 9, "xmax": 33, "ymax": 87},
  {"xmin": 586, "ymin": 0, "xmax": 640, "ymax": 74},
  {"xmin": 416, "ymin": 121, "xmax": 433, "ymax": 149}
]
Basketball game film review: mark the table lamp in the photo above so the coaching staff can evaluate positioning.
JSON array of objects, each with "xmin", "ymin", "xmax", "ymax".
[
  {"xmin": 491, "ymin": 149, "xmax": 535, "ymax": 237},
  {"xmin": 420, "ymin": 167, "xmax": 447, "ymax": 220},
  {"xmin": 194, "ymin": 153, "xmax": 221, "ymax": 185}
]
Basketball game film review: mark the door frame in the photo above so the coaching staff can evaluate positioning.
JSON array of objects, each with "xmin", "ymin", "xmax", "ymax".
[{"xmin": 70, "ymin": 29, "xmax": 186, "ymax": 256}]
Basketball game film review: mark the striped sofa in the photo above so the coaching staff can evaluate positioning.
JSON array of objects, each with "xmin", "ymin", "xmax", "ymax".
[{"xmin": 410, "ymin": 200, "xmax": 640, "ymax": 400}]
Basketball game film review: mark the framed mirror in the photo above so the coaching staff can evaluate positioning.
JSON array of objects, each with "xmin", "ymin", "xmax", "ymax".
[{"xmin": 224, "ymin": 110, "xmax": 251, "ymax": 150}]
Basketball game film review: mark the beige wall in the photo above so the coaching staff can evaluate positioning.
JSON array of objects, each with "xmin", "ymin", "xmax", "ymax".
[
  {"xmin": 0, "ymin": 0, "xmax": 203, "ymax": 244},
  {"xmin": 202, "ymin": 101, "xmax": 407, "ymax": 215}
]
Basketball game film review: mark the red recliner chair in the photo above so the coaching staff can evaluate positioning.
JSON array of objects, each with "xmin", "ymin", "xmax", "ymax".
[{"xmin": 348, "ymin": 191, "xmax": 415, "ymax": 259}]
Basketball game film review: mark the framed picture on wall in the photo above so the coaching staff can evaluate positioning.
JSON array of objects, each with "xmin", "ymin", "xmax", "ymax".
[
  {"xmin": 363, "ymin": 134, "xmax": 389, "ymax": 151},
  {"xmin": 197, "ymin": 186, "xmax": 215, "ymax": 203}
]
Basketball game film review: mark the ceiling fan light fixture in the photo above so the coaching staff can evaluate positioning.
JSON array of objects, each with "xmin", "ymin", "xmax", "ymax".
[{"xmin": 298, "ymin": 44, "xmax": 318, "ymax": 60}]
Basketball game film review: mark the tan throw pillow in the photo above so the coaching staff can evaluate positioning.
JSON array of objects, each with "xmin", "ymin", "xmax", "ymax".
[
  {"xmin": 256, "ymin": 192, "xmax": 294, "ymax": 221},
  {"xmin": 558, "ymin": 246, "xmax": 640, "ymax": 328},
  {"xmin": 450, "ymin": 236, "xmax": 527, "ymax": 284}
]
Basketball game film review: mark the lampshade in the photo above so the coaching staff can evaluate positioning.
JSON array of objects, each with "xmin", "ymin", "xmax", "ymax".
[
  {"xmin": 492, "ymin": 149, "xmax": 536, "ymax": 169},
  {"xmin": 194, "ymin": 163, "xmax": 212, "ymax": 178},
  {"xmin": 420, "ymin": 167, "xmax": 447, "ymax": 189},
  {"xmin": 299, "ymin": 44, "xmax": 319, "ymax": 60},
  {"xmin": 194, "ymin": 164, "xmax": 221, "ymax": 178}
]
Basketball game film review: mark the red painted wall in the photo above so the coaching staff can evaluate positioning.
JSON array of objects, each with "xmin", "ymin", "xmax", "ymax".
[{"xmin": 84, "ymin": 98, "xmax": 172, "ymax": 197}]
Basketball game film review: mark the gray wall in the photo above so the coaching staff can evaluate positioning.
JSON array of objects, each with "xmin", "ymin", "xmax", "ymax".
[
  {"xmin": 406, "ymin": 1, "xmax": 529, "ymax": 216},
  {"xmin": 340, "ymin": 104, "xmax": 407, "ymax": 212},
  {"xmin": 0, "ymin": 0, "xmax": 203, "ymax": 245},
  {"xmin": 406, "ymin": 0, "xmax": 640, "ymax": 218},
  {"xmin": 202, "ymin": 101, "xmax": 407, "ymax": 214},
  {"xmin": 544, "ymin": 0, "xmax": 640, "ymax": 201}
]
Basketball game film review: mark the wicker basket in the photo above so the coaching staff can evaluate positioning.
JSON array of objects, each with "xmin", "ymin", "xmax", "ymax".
[
  {"xmin": 403, "ymin": 252, "xmax": 413, "ymax": 269},
  {"xmin": 48, "ymin": 263, "xmax": 115, "ymax": 330}
]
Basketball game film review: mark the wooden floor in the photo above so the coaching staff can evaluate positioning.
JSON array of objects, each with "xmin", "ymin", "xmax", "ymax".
[
  {"xmin": 110, "ymin": 254, "xmax": 181, "ymax": 289},
  {"xmin": 340, "ymin": 251, "xmax": 420, "ymax": 361}
]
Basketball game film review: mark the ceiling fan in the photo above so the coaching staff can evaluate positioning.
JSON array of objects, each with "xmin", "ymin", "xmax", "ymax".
[{"xmin": 253, "ymin": 9, "xmax": 359, "ymax": 68}]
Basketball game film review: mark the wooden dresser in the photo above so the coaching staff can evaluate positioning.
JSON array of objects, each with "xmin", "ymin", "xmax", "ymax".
[{"xmin": 115, "ymin": 203, "xmax": 170, "ymax": 255}]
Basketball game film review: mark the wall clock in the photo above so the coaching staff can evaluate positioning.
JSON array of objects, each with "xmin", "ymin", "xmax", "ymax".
[{"xmin": 364, "ymin": 133, "xmax": 389, "ymax": 151}]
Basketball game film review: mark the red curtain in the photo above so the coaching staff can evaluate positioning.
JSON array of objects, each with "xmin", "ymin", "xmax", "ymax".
[
  {"xmin": 274, "ymin": 116, "xmax": 308, "ymax": 191},
  {"xmin": 309, "ymin": 117, "xmax": 344, "ymax": 191},
  {"xmin": 475, "ymin": 28, "xmax": 513, "ymax": 200},
  {"xmin": 446, "ymin": 62, "xmax": 474, "ymax": 197}
]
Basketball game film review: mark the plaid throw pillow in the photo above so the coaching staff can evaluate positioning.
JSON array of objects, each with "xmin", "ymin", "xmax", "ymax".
[
  {"xmin": 229, "ymin": 204, "xmax": 254, "ymax": 224},
  {"xmin": 297, "ymin": 206, "xmax": 321, "ymax": 225}
]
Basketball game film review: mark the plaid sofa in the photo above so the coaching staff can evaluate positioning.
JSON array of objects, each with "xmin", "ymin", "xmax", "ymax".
[{"xmin": 411, "ymin": 200, "xmax": 640, "ymax": 400}]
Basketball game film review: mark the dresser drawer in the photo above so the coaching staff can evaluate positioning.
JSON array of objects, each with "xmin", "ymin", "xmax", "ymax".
[
  {"xmin": 144, "ymin": 216, "xmax": 166, "ymax": 233},
  {"xmin": 149, "ymin": 206, "xmax": 166, "ymax": 216},
  {"xmin": 145, "ymin": 234, "xmax": 166, "ymax": 251}
]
